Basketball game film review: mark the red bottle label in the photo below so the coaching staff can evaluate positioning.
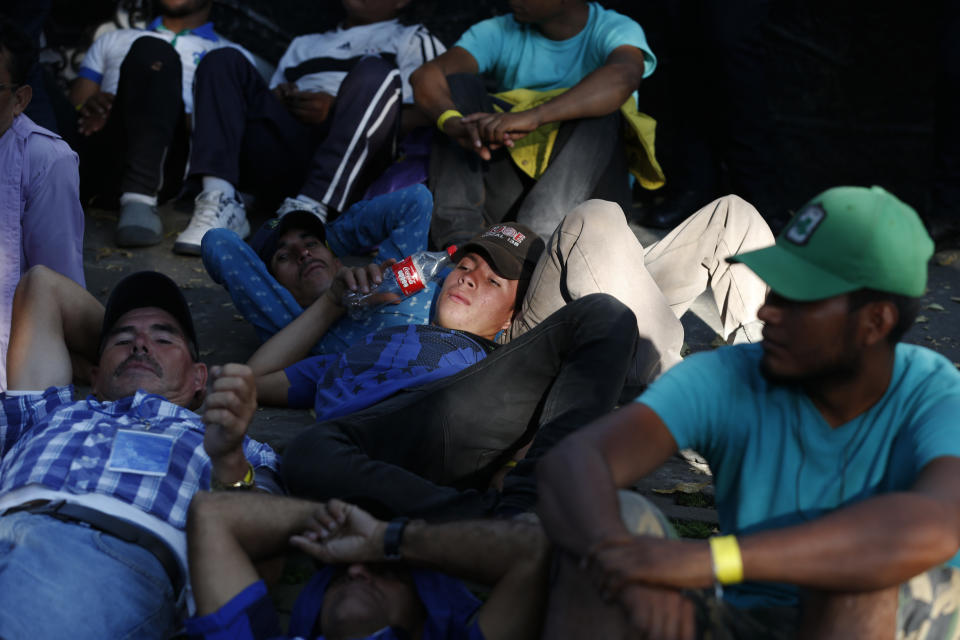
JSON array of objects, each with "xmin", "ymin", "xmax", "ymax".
[{"xmin": 391, "ymin": 256, "xmax": 424, "ymax": 296}]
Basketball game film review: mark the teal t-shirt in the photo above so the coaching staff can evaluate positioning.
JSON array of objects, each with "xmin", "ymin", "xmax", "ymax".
[
  {"xmin": 638, "ymin": 343, "xmax": 960, "ymax": 609},
  {"xmin": 454, "ymin": 2, "xmax": 656, "ymax": 93}
]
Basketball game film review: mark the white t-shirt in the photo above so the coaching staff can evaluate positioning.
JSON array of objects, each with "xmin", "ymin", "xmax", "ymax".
[
  {"xmin": 269, "ymin": 19, "xmax": 445, "ymax": 103},
  {"xmin": 77, "ymin": 18, "xmax": 255, "ymax": 114}
]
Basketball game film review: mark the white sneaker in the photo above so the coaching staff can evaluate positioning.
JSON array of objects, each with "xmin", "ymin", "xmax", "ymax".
[
  {"xmin": 276, "ymin": 196, "xmax": 328, "ymax": 224},
  {"xmin": 174, "ymin": 190, "xmax": 250, "ymax": 255}
]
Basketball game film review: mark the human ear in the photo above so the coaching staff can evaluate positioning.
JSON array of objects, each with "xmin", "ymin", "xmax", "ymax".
[
  {"xmin": 862, "ymin": 301, "xmax": 898, "ymax": 346},
  {"xmin": 89, "ymin": 365, "xmax": 101, "ymax": 395},
  {"xmin": 12, "ymin": 85, "xmax": 31, "ymax": 117},
  {"xmin": 192, "ymin": 362, "xmax": 209, "ymax": 396}
]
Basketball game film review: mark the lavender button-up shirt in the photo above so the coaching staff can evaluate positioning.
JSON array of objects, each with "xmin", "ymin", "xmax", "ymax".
[{"xmin": 0, "ymin": 114, "xmax": 85, "ymax": 391}]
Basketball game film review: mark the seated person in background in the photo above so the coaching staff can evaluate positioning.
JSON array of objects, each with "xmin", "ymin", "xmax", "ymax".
[
  {"xmin": 185, "ymin": 492, "xmax": 547, "ymax": 640},
  {"xmin": 174, "ymin": 0, "xmax": 445, "ymax": 255},
  {"xmin": 201, "ymin": 184, "xmax": 436, "ymax": 355},
  {"xmin": 0, "ymin": 20, "xmax": 84, "ymax": 391},
  {"xmin": 0, "ymin": 267, "xmax": 279, "ymax": 639},
  {"xmin": 411, "ymin": 0, "xmax": 661, "ymax": 247},
  {"xmin": 537, "ymin": 186, "xmax": 960, "ymax": 640},
  {"xmin": 71, "ymin": 0, "xmax": 254, "ymax": 247}
]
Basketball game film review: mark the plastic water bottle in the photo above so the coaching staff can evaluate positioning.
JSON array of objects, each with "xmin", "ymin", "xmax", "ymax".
[{"xmin": 343, "ymin": 246, "xmax": 457, "ymax": 320}]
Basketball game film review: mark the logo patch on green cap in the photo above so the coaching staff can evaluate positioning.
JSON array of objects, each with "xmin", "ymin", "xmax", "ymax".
[{"xmin": 784, "ymin": 204, "xmax": 826, "ymax": 246}]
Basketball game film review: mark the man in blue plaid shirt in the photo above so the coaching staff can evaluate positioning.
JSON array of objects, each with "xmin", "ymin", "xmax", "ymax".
[{"xmin": 0, "ymin": 266, "xmax": 280, "ymax": 640}]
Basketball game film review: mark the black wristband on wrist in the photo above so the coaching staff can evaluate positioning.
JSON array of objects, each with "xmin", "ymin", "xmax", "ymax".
[{"xmin": 383, "ymin": 517, "xmax": 410, "ymax": 560}]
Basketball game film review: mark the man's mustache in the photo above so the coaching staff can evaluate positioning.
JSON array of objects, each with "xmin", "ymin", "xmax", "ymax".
[{"xmin": 113, "ymin": 354, "xmax": 163, "ymax": 378}]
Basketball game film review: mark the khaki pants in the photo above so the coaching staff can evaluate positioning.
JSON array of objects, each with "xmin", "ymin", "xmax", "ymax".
[{"xmin": 511, "ymin": 196, "xmax": 775, "ymax": 380}]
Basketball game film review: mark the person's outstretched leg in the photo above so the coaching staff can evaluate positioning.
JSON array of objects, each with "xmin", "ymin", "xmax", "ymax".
[
  {"xmin": 509, "ymin": 199, "xmax": 684, "ymax": 380},
  {"xmin": 428, "ymin": 74, "xmax": 525, "ymax": 249},
  {"xmin": 642, "ymin": 194, "xmax": 774, "ymax": 343},
  {"xmin": 111, "ymin": 36, "xmax": 183, "ymax": 247},
  {"xmin": 297, "ymin": 55, "xmax": 402, "ymax": 217},
  {"xmin": 515, "ymin": 112, "xmax": 627, "ymax": 240},
  {"xmin": 177, "ymin": 48, "xmax": 312, "ymax": 255},
  {"xmin": 541, "ymin": 492, "xmax": 686, "ymax": 639}
]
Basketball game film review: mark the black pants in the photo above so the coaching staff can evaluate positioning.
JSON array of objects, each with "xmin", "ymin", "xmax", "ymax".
[
  {"xmin": 189, "ymin": 49, "xmax": 401, "ymax": 212},
  {"xmin": 77, "ymin": 36, "xmax": 187, "ymax": 203},
  {"xmin": 428, "ymin": 74, "xmax": 631, "ymax": 249},
  {"xmin": 281, "ymin": 294, "xmax": 639, "ymax": 519}
]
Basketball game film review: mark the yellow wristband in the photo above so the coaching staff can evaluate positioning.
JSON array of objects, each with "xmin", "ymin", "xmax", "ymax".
[
  {"xmin": 708, "ymin": 535, "xmax": 744, "ymax": 585},
  {"xmin": 436, "ymin": 109, "xmax": 463, "ymax": 133},
  {"xmin": 210, "ymin": 461, "xmax": 255, "ymax": 491}
]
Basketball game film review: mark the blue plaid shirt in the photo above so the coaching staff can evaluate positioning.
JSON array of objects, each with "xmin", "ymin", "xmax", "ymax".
[{"xmin": 0, "ymin": 386, "xmax": 279, "ymax": 530}]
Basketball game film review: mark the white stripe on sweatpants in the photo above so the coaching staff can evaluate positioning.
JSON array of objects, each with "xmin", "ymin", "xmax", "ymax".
[
  {"xmin": 335, "ymin": 89, "xmax": 401, "ymax": 211},
  {"xmin": 322, "ymin": 68, "xmax": 401, "ymax": 209}
]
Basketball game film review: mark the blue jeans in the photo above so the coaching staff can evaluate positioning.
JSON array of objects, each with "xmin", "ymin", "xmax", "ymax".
[{"xmin": 0, "ymin": 512, "xmax": 176, "ymax": 639}]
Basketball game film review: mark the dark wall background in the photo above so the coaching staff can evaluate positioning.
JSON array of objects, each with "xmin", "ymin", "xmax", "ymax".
[{"xmin": 45, "ymin": 0, "xmax": 942, "ymax": 215}]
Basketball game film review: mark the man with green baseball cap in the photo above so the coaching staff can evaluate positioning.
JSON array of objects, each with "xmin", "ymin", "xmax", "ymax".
[{"xmin": 535, "ymin": 185, "xmax": 960, "ymax": 639}]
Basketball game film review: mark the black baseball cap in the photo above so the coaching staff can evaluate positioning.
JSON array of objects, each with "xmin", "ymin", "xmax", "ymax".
[
  {"xmin": 99, "ymin": 271, "xmax": 199, "ymax": 360},
  {"xmin": 452, "ymin": 223, "xmax": 544, "ymax": 280},
  {"xmin": 249, "ymin": 211, "xmax": 328, "ymax": 269}
]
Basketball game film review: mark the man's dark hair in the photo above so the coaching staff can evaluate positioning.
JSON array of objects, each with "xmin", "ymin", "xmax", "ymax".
[
  {"xmin": 0, "ymin": 18, "xmax": 37, "ymax": 86},
  {"xmin": 848, "ymin": 288, "xmax": 922, "ymax": 344}
]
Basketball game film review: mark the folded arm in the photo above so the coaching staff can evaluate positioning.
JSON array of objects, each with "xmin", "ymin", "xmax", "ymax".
[
  {"xmin": 7, "ymin": 266, "xmax": 103, "ymax": 391},
  {"xmin": 461, "ymin": 45, "xmax": 646, "ymax": 150},
  {"xmin": 539, "ymin": 402, "xmax": 960, "ymax": 596},
  {"xmin": 293, "ymin": 500, "xmax": 550, "ymax": 640},
  {"xmin": 187, "ymin": 491, "xmax": 333, "ymax": 616},
  {"xmin": 247, "ymin": 263, "xmax": 391, "ymax": 405}
]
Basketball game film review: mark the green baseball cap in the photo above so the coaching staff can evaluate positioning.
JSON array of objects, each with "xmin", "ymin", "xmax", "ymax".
[{"xmin": 729, "ymin": 186, "xmax": 933, "ymax": 301}]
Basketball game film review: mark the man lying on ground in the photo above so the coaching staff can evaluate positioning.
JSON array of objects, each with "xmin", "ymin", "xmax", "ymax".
[
  {"xmin": 0, "ymin": 267, "xmax": 279, "ymax": 639},
  {"xmin": 248, "ymin": 221, "xmax": 546, "ymax": 418},
  {"xmin": 202, "ymin": 184, "xmax": 436, "ymax": 355},
  {"xmin": 537, "ymin": 186, "xmax": 960, "ymax": 640},
  {"xmin": 185, "ymin": 491, "xmax": 547, "ymax": 640}
]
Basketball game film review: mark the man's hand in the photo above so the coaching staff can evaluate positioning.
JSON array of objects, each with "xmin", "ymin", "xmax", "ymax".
[
  {"xmin": 77, "ymin": 91, "xmax": 114, "ymax": 136},
  {"xmin": 460, "ymin": 109, "xmax": 543, "ymax": 149},
  {"xmin": 586, "ymin": 536, "xmax": 713, "ymax": 596},
  {"xmin": 325, "ymin": 259, "xmax": 401, "ymax": 309},
  {"xmin": 202, "ymin": 363, "xmax": 258, "ymax": 481},
  {"xmin": 441, "ymin": 113, "xmax": 496, "ymax": 161},
  {"xmin": 289, "ymin": 499, "xmax": 388, "ymax": 563},
  {"xmin": 282, "ymin": 88, "xmax": 336, "ymax": 125},
  {"xmin": 617, "ymin": 583, "xmax": 696, "ymax": 640},
  {"xmin": 272, "ymin": 81, "xmax": 296, "ymax": 102}
]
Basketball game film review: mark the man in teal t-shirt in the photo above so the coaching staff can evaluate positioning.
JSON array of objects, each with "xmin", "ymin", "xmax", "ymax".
[
  {"xmin": 411, "ymin": 1, "xmax": 655, "ymax": 248},
  {"xmin": 536, "ymin": 186, "xmax": 960, "ymax": 639}
]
